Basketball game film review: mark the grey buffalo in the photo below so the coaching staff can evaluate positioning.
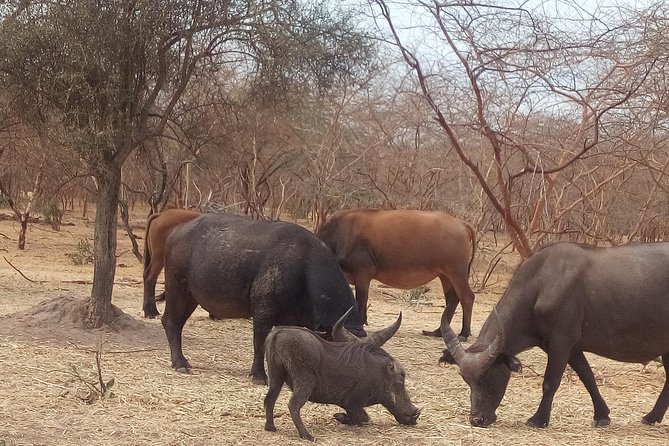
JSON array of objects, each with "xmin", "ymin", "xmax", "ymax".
[
  {"xmin": 441, "ymin": 242, "xmax": 669, "ymax": 428},
  {"xmin": 264, "ymin": 308, "xmax": 420, "ymax": 441},
  {"xmin": 161, "ymin": 213, "xmax": 364, "ymax": 385}
]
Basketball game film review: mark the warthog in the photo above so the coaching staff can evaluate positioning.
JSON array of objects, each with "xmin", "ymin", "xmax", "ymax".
[{"xmin": 264, "ymin": 308, "xmax": 420, "ymax": 441}]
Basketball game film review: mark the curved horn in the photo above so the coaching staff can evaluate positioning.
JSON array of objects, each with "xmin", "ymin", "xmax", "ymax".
[
  {"xmin": 440, "ymin": 309, "xmax": 469, "ymax": 364},
  {"xmin": 366, "ymin": 312, "xmax": 402, "ymax": 347},
  {"xmin": 441, "ymin": 306, "xmax": 505, "ymax": 381},
  {"xmin": 331, "ymin": 306, "xmax": 359, "ymax": 342}
]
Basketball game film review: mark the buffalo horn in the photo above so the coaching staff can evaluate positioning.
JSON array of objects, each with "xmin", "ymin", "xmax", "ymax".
[
  {"xmin": 331, "ymin": 306, "xmax": 402, "ymax": 347},
  {"xmin": 441, "ymin": 306, "xmax": 504, "ymax": 381},
  {"xmin": 331, "ymin": 307, "xmax": 359, "ymax": 342},
  {"xmin": 366, "ymin": 312, "xmax": 402, "ymax": 347}
]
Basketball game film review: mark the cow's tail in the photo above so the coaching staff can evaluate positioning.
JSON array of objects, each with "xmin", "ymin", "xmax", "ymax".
[
  {"xmin": 143, "ymin": 212, "xmax": 161, "ymax": 278},
  {"xmin": 464, "ymin": 222, "xmax": 476, "ymax": 277}
]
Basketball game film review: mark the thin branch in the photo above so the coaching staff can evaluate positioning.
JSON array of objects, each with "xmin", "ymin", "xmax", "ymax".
[{"xmin": 3, "ymin": 256, "xmax": 42, "ymax": 283}]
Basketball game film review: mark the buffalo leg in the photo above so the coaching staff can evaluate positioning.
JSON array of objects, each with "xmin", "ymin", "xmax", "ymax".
[
  {"xmin": 642, "ymin": 353, "xmax": 669, "ymax": 424},
  {"xmin": 142, "ymin": 269, "xmax": 161, "ymax": 318},
  {"xmin": 527, "ymin": 344, "xmax": 571, "ymax": 428},
  {"xmin": 334, "ymin": 408, "xmax": 369, "ymax": 425},
  {"xmin": 161, "ymin": 290, "xmax": 198, "ymax": 373},
  {"xmin": 450, "ymin": 277, "xmax": 475, "ymax": 341},
  {"xmin": 288, "ymin": 381, "xmax": 316, "ymax": 441},
  {"xmin": 423, "ymin": 278, "xmax": 456, "ymax": 337},
  {"xmin": 264, "ymin": 367, "xmax": 287, "ymax": 432},
  {"xmin": 353, "ymin": 278, "xmax": 372, "ymax": 326},
  {"xmin": 568, "ymin": 350, "xmax": 610, "ymax": 426},
  {"xmin": 250, "ymin": 316, "xmax": 275, "ymax": 385}
]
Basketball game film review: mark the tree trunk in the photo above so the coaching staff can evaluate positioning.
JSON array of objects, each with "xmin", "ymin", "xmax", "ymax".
[
  {"xmin": 84, "ymin": 164, "xmax": 122, "ymax": 328},
  {"xmin": 18, "ymin": 214, "xmax": 28, "ymax": 250}
]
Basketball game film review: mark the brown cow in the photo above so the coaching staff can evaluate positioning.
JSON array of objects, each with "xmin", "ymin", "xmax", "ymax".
[
  {"xmin": 316, "ymin": 209, "xmax": 476, "ymax": 340},
  {"xmin": 142, "ymin": 208, "xmax": 201, "ymax": 318}
]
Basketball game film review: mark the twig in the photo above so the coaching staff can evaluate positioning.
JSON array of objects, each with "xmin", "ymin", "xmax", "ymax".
[
  {"xmin": 67, "ymin": 341, "xmax": 161, "ymax": 354},
  {"xmin": 32, "ymin": 377, "xmax": 68, "ymax": 389},
  {"xmin": 3, "ymin": 256, "xmax": 42, "ymax": 283},
  {"xmin": 61, "ymin": 279, "xmax": 142, "ymax": 286}
]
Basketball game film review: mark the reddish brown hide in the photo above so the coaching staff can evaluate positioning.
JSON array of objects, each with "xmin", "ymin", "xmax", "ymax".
[
  {"xmin": 142, "ymin": 208, "xmax": 201, "ymax": 318},
  {"xmin": 317, "ymin": 209, "xmax": 476, "ymax": 339}
]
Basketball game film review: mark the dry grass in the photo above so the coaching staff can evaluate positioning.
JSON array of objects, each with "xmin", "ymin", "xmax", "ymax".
[{"xmin": 0, "ymin": 209, "xmax": 668, "ymax": 445}]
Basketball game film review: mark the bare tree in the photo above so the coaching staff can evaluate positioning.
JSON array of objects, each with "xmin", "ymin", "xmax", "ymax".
[
  {"xmin": 370, "ymin": 0, "xmax": 655, "ymax": 258},
  {"xmin": 0, "ymin": 0, "xmax": 374, "ymax": 327}
]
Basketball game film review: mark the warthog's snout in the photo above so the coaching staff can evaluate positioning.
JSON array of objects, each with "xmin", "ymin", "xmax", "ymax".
[{"xmin": 395, "ymin": 406, "xmax": 421, "ymax": 425}]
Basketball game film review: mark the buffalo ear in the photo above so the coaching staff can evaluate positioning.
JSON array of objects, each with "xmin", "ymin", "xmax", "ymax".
[{"xmin": 503, "ymin": 355, "xmax": 522, "ymax": 373}]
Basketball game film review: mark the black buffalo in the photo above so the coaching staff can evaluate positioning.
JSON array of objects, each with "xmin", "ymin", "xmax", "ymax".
[
  {"xmin": 441, "ymin": 242, "xmax": 669, "ymax": 428},
  {"xmin": 264, "ymin": 308, "xmax": 420, "ymax": 441},
  {"xmin": 161, "ymin": 213, "xmax": 364, "ymax": 385}
]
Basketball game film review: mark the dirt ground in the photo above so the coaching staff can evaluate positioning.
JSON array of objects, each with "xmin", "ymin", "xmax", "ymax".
[{"xmin": 0, "ymin": 208, "xmax": 668, "ymax": 446}]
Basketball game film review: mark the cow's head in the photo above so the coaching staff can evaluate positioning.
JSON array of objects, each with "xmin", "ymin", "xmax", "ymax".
[
  {"xmin": 440, "ymin": 308, "xmax": 521, "ymax": 427},
  {"xmin": 331, "ymin": 306, "xmax": 402, "ymax": 347}
]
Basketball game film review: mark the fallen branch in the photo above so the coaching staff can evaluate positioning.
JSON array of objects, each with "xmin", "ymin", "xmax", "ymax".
[
  {"xmin": 3, "ymin": 256, "xmax": 43, "ymax": 283},
  {"xmin": 66, "ymin": 341, "xmax": 161, "ymax": 354}
]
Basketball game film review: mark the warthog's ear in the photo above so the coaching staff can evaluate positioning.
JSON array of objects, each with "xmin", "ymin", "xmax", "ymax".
[{"xmin": 503, "ymin": 355, "xmax": 522, "ymax": 373}]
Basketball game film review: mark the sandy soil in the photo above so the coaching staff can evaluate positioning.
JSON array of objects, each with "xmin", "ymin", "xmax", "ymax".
[{"xmin": 0, "ymin": 208, "xmax": 667, "ymax": 445}]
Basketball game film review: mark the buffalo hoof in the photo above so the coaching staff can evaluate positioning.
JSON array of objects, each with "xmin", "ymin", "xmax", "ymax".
[
  {"xmin": 143, "ymin": 309, "xmax": 160, "ymax": 319},
  {"xmin": 422, "ymin": 327, "xmax": 441, "ymax": 337},
  {"xmin": 593, "ymin": 418, "xmax": 611, "ymax": 427},
  {"xmin": 333, "ymin": 413, "xmax": 349, "ymax": 424},
  {"xmin": 264, "ymin": 422, "xmax": 276, "ymax": 432},
  {"xmin": 299, "ymin": 432, "xmax": 315, "ymax": 442},
  {"xmin": 251, "ymin": 375, "xmax": 268, "ymax": 386},
  {"xmin": 439, "ymin": 350, "xmax": 456, "ymax": 365},
  {"xmin": 641, "ymin": 414, "xmax": 662, "ymax": 425},
  {"xmin": 525, "ymin": 417, "xmax": 549, "ymax": 428},
  {"xmin": 175, "ymin": 366, "xmax": 190, "ymax": 374}
]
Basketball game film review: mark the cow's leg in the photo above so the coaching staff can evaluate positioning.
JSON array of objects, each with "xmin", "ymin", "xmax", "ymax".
[
  {"xmin": 568, "ymin": 350, "xmax": 610, "ymax": 426},
  {"xmin": 422, "ymin": 277, "xmax": 456, "ymax": 337},
  {"xmin": 334, "ymin": 407, "xmax": 369, "ymax": 425},
  {"xmin": 161, "ymin": 288, "xmax": 198, "ymax": 373},
  {"xmin": 642, "ymin": 353, "xmax": 669, "ymax": 425},
  {"xmin": 353, "ymin": 277, "xmax": 372, "ymax": 326},
  {"xmin": 287, "ymin": 380, "xmax": 316, "ymax": 441},
  {"xmin": 526, "ymin": 343, "xmax": 571, "ymax": 428},
  {"xmin": 142, "ymin": 264, "xmax": 161, "ymax": 318},
  {"xmin": 264, "ymin": 366, "xmax": 287, "ymax": 433},
  {"xmin": 450, "ymin": 277, "xmax": 475, "ymax": 341}
]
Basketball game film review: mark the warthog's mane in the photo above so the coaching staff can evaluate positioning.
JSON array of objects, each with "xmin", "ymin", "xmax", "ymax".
[{"xmin": 335, "ymin": 341, "xmax": 388, "ymax": 367}]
